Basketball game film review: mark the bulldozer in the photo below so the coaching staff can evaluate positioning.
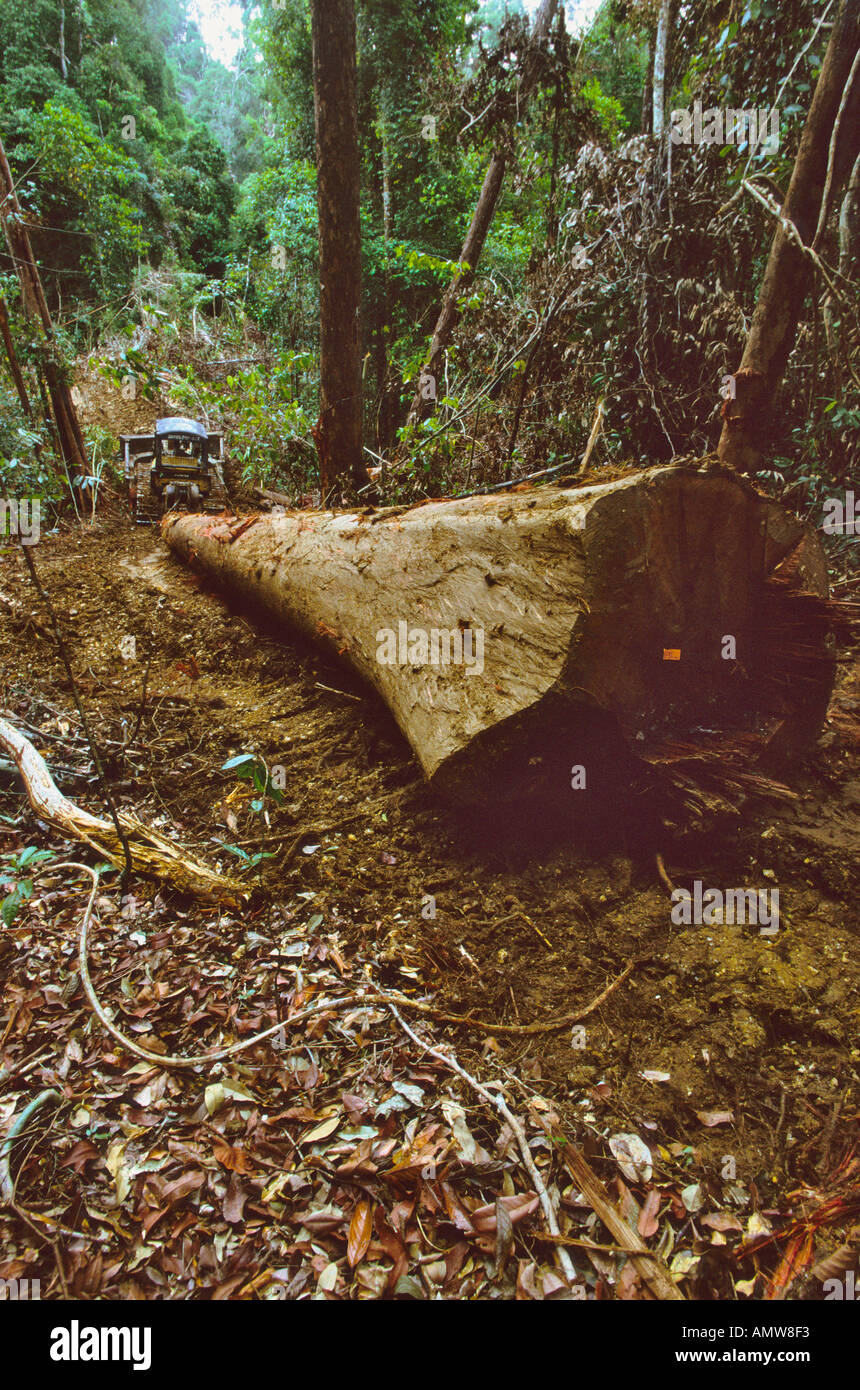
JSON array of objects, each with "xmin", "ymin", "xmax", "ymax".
[{"xmin": 121, "ymin": 418, "xmax": 228, "ymax": 524}]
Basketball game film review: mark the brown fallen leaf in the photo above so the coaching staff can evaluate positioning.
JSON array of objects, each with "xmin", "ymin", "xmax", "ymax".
[
  {"xmin": 700, "ymin": 1211, "xmax": 744, "ymax": 1233},
  {"xmin": 472, "ymin": 1193, "xmax": 539, "ymax": 1233},
  {"xmin": 160, "ymin": 1170, "xmax": 207, "ymax": 1204},
  {"xmin": 297, "ymin": 1205, "xmax": 345, "ymax": 1234},
  {"xmin": 213, "ymin": 1141, "xmax": 254, "ymax": 1174},
  {"xmin": 347, "ymin": 1199, "xmax": 373, "ymax": 1268},
  {"xmin": 61, "ymin": 1139, "xmax": 103, "ymax": 1174},
  {"xmin": 336, "ymin": 1137, "xmax": 377, "ymax": 1176},
  {"xmin": 811, "ymin": 1243, "xmax": 859, "ymax": 1282},
  {"xmin": 440, "ymin": 1180, "xmax": 475, "ymax": 1235},
  {"xmin": 374, "ymin": 1211, "xmax": 408, "ymax": 1294},
  {"xmin": 495, "ymin": 1197, "xmax": 515, "ymax": 1276},
  {"xmin": 516, "ymin": 1259, "xmax": 541, "ymax": 1300},
  {"xmin": 341, "ymin": 1092, "xmax": 371, "ymax": 1123},
  {"xmin": 638, "ymin": 1187, "xmax": 662, "ymax": 1239},
  {"xmin": 223, "ymin": 1174, "xmax": 247, "ymax": 1224}
]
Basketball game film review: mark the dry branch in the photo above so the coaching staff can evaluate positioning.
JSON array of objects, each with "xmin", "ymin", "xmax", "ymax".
[
  {"xmin": 0, "ymin": 718, "xmax": 247, "ymax": 904},
  {"xmin": 531, "ymin": 1112, "xmax": 685, "ymax": 1301},
  {"xmin": 388, "ymin": 1002, "xmax": 578, "ymax": 1286},
  {"xmin": 44, "ymin": 864, "xmax": 638, "ymax": 1072}
]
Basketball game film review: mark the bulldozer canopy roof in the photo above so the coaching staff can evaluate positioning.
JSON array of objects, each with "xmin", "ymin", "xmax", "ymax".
[{"xmin": 155, "ymin": 417, "xmax": 208, "ymax": 439}]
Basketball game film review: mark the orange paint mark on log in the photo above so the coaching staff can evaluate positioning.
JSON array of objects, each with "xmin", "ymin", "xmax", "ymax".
[{"xmin": 663, "ymin": 649, "xmax": 681, "ymax": 661}]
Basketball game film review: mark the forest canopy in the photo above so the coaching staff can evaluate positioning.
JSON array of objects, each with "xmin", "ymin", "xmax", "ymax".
[{"xmin": 0, "ymin": 0, "xmax": 857, "ymax": 526}]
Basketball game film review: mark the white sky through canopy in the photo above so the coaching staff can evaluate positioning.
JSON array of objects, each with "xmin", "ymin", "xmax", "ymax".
[{"xmin": 187, "ymin": 0, "xmax": 605, "ymax": 69}]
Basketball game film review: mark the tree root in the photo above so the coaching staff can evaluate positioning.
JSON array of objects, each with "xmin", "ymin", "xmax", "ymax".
[
  {"xmin": 0, "ymin": 1089, "xmax": 62, "ymax": 1202},
  {"xmin": 46, "ymin": 863, "xmax": 640, "ymax": 1071}
]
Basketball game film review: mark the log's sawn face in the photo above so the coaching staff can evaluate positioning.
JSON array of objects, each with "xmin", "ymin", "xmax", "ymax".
[{"xmin": 162, "ymin": 464, "xmax": 833, "ymax": 807}]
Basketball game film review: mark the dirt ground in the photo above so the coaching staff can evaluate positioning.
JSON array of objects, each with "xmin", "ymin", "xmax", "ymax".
[
  {"xmin": 0, "ymin": 377, "xmax": 858, "ymax": 1299},
  {"xmin": 1, "ymin": 505, "xmax": 858, "ymax": 1299}
]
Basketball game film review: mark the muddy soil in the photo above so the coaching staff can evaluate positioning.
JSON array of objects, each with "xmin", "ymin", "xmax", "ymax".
[{"xmin": 2, "ymin": 499, "xmax": 859, "ymax": 1293}]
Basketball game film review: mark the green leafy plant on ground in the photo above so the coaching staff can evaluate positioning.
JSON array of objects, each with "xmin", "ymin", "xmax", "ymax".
[
  {"xmin": 217, "ymin": 753, "xmax": 285, "ymax": 871},
  {"xmin": 1, "ymin": 846, "xmax": 54, "ymax": 926}
]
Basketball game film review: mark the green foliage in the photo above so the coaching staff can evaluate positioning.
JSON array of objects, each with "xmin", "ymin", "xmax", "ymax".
[
  {"xmin": 26, "ymin": 102, "xmax": 149, "ymax": 293},
  {"xmin": 159, "ymin": 126, "xmax": 236, "ymax": 274},
  {"xmin": 0, "ymin": 393, "xmax": 62, "ymax": 510},
  {"xmin": 1, "ymin": 847, "xmax": 53, "ymax": 927},
  {"xmin": 218, "ymin": 753, "xmax": 284, "ymax": 870},
  {"xmin": 581, "ymin": 77, "xmax": 628, "ymax": 146},
  {"xmin": 221, "ymin": 753, "xmax": 285, "ymax": 810},
  {"xmin": 255, "ymin": 0, "xmax": 315, "ymax": 161},
  {"xmin": 580, "ymin": 1, "xmax": 648, "ymax": 135},
  {"xmin": 169, "ymin": 360, "xmax": 316, "ymax": 492},
  {"xmin": 96, "ymin": 340, "xmax": 162, "ymax": 403},
  {"xmin": 0, "ymin": 0, "xmax": 236, "ymax": 312}
]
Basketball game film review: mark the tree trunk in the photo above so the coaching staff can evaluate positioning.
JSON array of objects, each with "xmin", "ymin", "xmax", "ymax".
[
  {"xmin": 310, "ymin": 0, "xmax": 366, "ymax": 502},
  {"xmin": 545, "ymin": 4, "xmax": 567, "ymax": 248},
  {"xmin": 822, "ymin": 148, "xmax": 860, "ymax": 399},
  {"xmin": 0, "ymin": 296, "xmax": 33, "ymax": 417},
  {"xmin": 372, "ymin": 119, "xmax": 397, "ymax": 451},
  {"xmin": 163, "ymin": 465, "xmax": 836, "ymax": 807},
  {"xmin": 837, "ymin": 149, "xmax": 860, "ymax": 278},
  {"xmin": 641, "ymin": 28, "xmax": 654, "ymax": 135},
  {"xmin": 651, "ymin": 0, "xmax": 673, "ymax": 134},
  {"xmin": 58, "ymin": 2, "xmax": 68, "ymax": 81},
  {"xmin": 718, "ymin": 0, "xmax": 860, "ymax": 473},
  {"xmin": 403, "ymin": 0, "xmax": 559, "ymax": 430},
  {"xmin": 0, "ymin": 130, "xmax": 89, "ymax": 484},
  {"xmin": 0, "ymin": 717, "xmax": 246, "ymax": 904}
]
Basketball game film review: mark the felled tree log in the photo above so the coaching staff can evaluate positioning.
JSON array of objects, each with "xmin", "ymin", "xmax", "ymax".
[{"xmin": 163, "ymin": 464, "xmax": 836, "ymax": 805}]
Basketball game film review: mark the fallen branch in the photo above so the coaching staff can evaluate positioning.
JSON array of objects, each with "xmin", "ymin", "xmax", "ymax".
[
  {"xmin": 65, "ymin": 862, "xmax": 358, "ymax": 1068},
  {"xmin": 0, "ymin": 719, "xmax": 247, "ymax": 905},
  {"xmin": 0, "ymin": 1048, "xmax": 53, "ymax": 1091},
  {"xmin": 531, "ymin": 1112, "xmax": 685, "ymax": 1301},
  {"xmin": 655, "ymin": 852, "xmax": 676, "ymax": 895},
  {"xmin": 0, "ymin": 1087, "xmax": 69, "ymax": 1297},
  {"xmin": 572, "ymin": 396, "xmax": 605, "ymax": 477},
  {"xmin": 374, "ymin": 961, "xmax": 638, "ymax": 1037},
  {"xmin": 388, "ymin": 1002, "xmax": 578, "ymax": 1287}
]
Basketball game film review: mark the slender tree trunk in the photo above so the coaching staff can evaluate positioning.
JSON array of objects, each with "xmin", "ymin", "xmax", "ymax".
[
  {"xmin": 373, "ymin": 118, "xmax": 396, "ymax": 450},
  {"xmin": 651, "ymin": 0, "xmax": 674, "ymax": 133},
  {"xmin": 641, "ymin": 29, "xmax": 654, "ymax": 134},
  {"xmin": 310, "ymin": 0, "xmax": 367, "ymax": 502},
  {"xmin": 718, "ymin": 0, "xmax": 860, "ymax": 473},
  {"xmin": 837, "ymin": 149, "xmax": 860, "ymax": 278},
  {"xmin": 403, "ymin": 0, "xmax": 559, "ymax": 430},
  {"xmin": 58, "ymin": 2, "xmax": 68, "ymax": 81},
  {"xmin": 546, "ymin": 72, "xmax": 563, "ymax": 247},
  {"xmin": 0, "ymin": 296, "xmax": 33, "ymax": 417},
  {"xmin": 822, "ymin": 148, "xmax": 860, "ymax": 397},
  {"xmin": 0, "ymin": 130, "xmax": 88, "ymax": 484}
]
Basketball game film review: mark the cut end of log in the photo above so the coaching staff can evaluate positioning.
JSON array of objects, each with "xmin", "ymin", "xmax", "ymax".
[{"xmin": 163, "ymin": 463, "xmax": 840, "ymax": 812}]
